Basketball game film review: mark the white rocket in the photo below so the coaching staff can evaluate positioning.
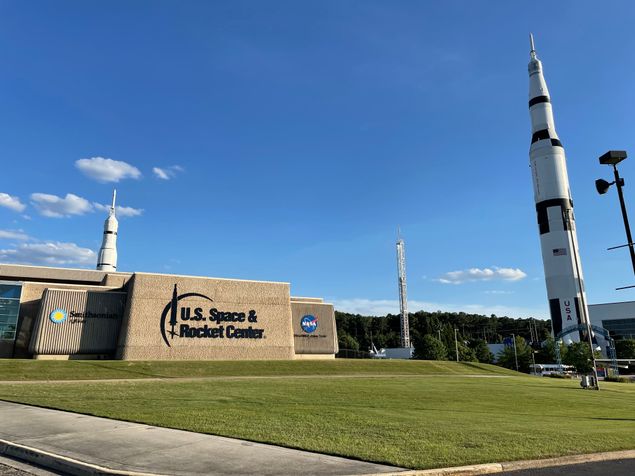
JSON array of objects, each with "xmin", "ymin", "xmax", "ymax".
[
  {"xmin": 528, "ymin": 35, "xmax": 588, "ymax": 340},
  {"xmin": 96, "ymin": 190, "xmax": 119, "ymax": 272}
]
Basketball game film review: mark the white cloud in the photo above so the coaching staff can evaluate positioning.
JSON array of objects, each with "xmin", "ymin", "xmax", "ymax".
[
  {"xmin": 153, "ymin": 165, "xmax": 184, "ymax": 180},
  {"xmin": 76, "ymin": 157, "xmax": 142, "ymax": 183},
  {"xmin": 332, "ymin": 298, "xmax": 547, "ymax": 320},
  {"xmin": 31, "ymin": 193, "xmax": 92, "ymax": 218},
  {"xmin": 437, "ymin": 267, "xmax": 527, "ymax": 284},
  {"xmin": 0, "ymin": 229, "xmax": 30, "ymax": 241},
  {"xmin": 0, "ymin": 241, "xmax": 96, "ymax": 267},
  {"xmin": 0, "ymin": 193, "xmax": 26, "ymax": 212},
  {"xmin": 484, "ymin": 290, "xmax": 515, "ymax": 295},
  {"xmin": 153, "ymin": 167, "xmax": 169, "ymax": 180},
  {"xmin": 93, "ymin": 202, "xmax": 143, "ymax": 217}
]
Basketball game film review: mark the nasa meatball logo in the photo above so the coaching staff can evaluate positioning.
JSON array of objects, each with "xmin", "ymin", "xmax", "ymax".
[
  {"xmin": 300, "ymin": 315, "xmax": 318, "ymax": 333},
  {"xmin": 49, "ymin": 309, "xmax": 67, "ymax": 324},
  {"xmin": 160, "ymin": 283, "xmax": 265, "ymax": 347}
]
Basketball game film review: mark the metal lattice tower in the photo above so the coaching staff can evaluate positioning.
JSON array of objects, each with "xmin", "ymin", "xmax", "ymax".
[{"xmin": 396, "ymin": 229, "xmax": 410, "ymax": 348}]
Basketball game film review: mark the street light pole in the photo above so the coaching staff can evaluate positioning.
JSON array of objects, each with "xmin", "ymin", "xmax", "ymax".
[
  {"xmin": 511, "ymin": 333, "xmax": 519, "ymax": 371},
  {"xmin": 561, "ymin": 206, "xmax": 599, "ymax": 390},
  {"xmin": 597, "ymin": 150, "xmax": 635, "ymax": 277},
  {"xmin": 531, "ymin": 350, "xmax": 536, "ymax": 375},
  {"xmin": 611, "ymin": 164, "xmax": 635, "ymax": 275},
  {"xmin": 454, "ymin": 328, "xmax": 459, "ymax": 362}
]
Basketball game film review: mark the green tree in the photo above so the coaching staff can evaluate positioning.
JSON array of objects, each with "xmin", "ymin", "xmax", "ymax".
[
  {"xmin": 562, "ymin": 342, "xmax": 599, "ymax": 374},
  {"xmin": 413, "ymin": 334, "xmax": 447, "ymax": 360},
  {"xmin": 457, "ymin": 341, "xmax": 478, "ymax": 362},
  {"xmin": 496, "ymin": 336, "xmax": 532, "ymax": 372},
  {"xmin": 338, "ymin": 333, "xmax": 359, "ymax": 351},
  {"xmin": 534, "ymin": 337, "xmax": 557, "ymax": 364},
  {"xmin": 469, "ymin": 339, "xmax": 493, "ymax": 363},
  {"xmin": 615, "ymin": 339, "xmax": 635, "ymax": 359}
]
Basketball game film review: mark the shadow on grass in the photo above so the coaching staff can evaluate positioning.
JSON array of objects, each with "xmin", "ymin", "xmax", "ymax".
[
  {"xmin": 592, "ymin": 417, "xmax": 635, "ymax": 421},
  {"xmin": 78, "ymin": 361, "xmax": 167, "ymax": 379}
]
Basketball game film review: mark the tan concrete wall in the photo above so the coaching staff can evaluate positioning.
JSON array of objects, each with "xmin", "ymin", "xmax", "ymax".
[
  {"xmin": 13, "ymin": 282, "xmax": 125, "ymax": 358},
  {"xmin": 290, "ymin": 297, "xmax": 323, "ymax": 303},
  {"xmin": 0, "ymin": 263, "xmax": 131, "ymax": 285},
  {"xmin": 116, "ymin": 273, "xmax": 295, "ymax": 360},
  {"xmin": 30, "ymin": 288, "xmax": 127, "ymax": 355},
  {"xmin": 292, "ymin": 301, "xmax": 338, "ymax": 356}
]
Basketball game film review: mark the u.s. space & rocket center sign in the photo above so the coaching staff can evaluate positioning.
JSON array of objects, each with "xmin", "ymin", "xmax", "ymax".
[{"xmin": 160, "ymin": 284, "xmax": 265, "ymax": 347}]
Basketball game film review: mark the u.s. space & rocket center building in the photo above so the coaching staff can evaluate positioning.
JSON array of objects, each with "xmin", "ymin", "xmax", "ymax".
[{"xmin": 0, "ymin": 193, "xmax": 338, "ymax": 360}]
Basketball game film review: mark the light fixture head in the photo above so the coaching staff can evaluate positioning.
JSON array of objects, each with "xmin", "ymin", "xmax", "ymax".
[
  {"xmin": 599, "ymin": 150, "xmax": 627, "ymax": 166},
  {"xmin": 596, "ymin": 178, "xmax": 612, "ymax": 195}
]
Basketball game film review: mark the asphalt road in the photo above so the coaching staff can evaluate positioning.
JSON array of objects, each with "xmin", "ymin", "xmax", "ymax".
[
  {"xmin": 0, "ymin": 456, "xmax": 60, "ymax": 476},
  {"xmin": 501, "ymin": 458, "xmax": 635, "ymax": 475}
]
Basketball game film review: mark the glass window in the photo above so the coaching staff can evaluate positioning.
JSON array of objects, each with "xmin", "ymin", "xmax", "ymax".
[
  {"xmin": 603, "ymin": 318, "xmax": 635, "ymax": 340},
  {"xmin": 0, "ymin": 283, "xmax": 21, "ymax": 342},
  {"xmin": 0, "ymin": 285, "xmax": 21, "ymax": 299}
]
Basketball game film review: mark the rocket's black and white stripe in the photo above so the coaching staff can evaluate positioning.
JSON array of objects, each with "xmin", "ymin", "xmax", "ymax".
[
  {"xmin": 527, "ymin": 35, "xmax": 588, "ymax": 339},
  {"xmin": 96, "ymin": 190, "xmax": 119, "ymax": 272}
]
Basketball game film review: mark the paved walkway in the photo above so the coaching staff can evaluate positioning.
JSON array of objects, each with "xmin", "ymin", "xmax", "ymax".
[{"xmin": 0, "ymin": 401, "xmax": 402, "ymax": 475}]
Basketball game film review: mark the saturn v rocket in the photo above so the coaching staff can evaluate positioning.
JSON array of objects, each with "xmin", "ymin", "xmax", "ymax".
[
  {"xmin": 96, "ymin": 190, "xmax": 119, "ymax": 272},
  {"xmin": 527, "ymin": 35, "xmax": 588, "ymax": 341}
]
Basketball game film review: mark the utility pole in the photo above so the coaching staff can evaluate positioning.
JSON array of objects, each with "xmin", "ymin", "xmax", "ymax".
[
  {"xmin": 512, "ymin": 333, "xmax": 519, "ymax": 371},
  {"xmin": 454, "ymin": 328, "xmax": 459, "ymax": 362}
]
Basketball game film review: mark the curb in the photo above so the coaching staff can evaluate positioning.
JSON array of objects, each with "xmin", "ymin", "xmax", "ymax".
[
  {"xmin": 2, "ymin": 437, "xmax": 634, "ymax": 476},
  {"xmin": 363, "ymin": 449, "xmax": 635, "ymax": 475},
  {"xmin": 0, "ymin": 438, "xmax": 165, "ymax": 476}
]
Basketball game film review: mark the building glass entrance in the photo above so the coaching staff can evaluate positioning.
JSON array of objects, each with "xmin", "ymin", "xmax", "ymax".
[{"xmin": 0, "ymin": 282, "xmax": 22, "ymax": 356}]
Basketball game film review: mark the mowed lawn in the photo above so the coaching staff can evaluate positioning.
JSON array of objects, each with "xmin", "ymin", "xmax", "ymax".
[
  {"xmin": 0, "ymin": 360, "xmax": 634, "ymax": 469},
  {"xmin": 0, "ymin": 359, "xmax": 515, "ymax": 381}
]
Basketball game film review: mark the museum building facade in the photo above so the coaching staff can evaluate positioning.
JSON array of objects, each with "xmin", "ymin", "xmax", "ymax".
[{"xmin": 0, "ymin": 264, "xmax": 338, "ymax": 360}]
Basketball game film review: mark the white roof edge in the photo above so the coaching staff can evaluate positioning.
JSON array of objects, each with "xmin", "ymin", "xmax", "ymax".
[
  {"xmin": 589, "ymin": 300, "xmax": 635, "ymax": 307},
  {"xmin": 132, "ymin": 271, "xmax": 290, "ymax": 285},
  {"xmin": 0, "ymin": 262, "xmax": 130, "ymax": 275}
]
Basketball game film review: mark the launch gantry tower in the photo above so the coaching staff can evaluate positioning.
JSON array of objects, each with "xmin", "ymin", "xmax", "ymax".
[{"xmin": 396, "ymin": 229, "xmax": 410, "ymax": 348}]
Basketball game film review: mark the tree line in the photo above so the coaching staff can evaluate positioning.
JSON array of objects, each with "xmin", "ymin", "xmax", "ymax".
[
  {"xmin": 336, "ymin": 310, "xmax": 635, "ymax": 373},
  {"xmin": 336, "ymin": 310, "xmax": 551, "ymax": 354}
]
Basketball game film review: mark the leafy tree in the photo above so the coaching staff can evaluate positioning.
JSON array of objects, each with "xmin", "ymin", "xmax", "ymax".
[
  {"xmin": 338, "ymin": 333, "xmax": 359, "ymax": 351},
  {"xmin": 457, "ymin": 341, "xmax": 478, "ymax": 362},
  {"xmin": 534, "ymin": 337, "xmax": 557, "ymax": 364},
  {"xmin": 413, "ymin": 334, "xmax": 447, "ymax": 360},
  {"xmin": 468, "ymin": 339, "xmax": 493, "ymax": 363},
  {"xmin": 615, "ymin": 339, "xmax": 635, "ymax": 359},
  {"xmin": 562, "ymin": 342, "xmax": 599, "ymax": 374},
  {"xmin": 496, "ymin": 336, "xmax": 532, "ymax": 372}
]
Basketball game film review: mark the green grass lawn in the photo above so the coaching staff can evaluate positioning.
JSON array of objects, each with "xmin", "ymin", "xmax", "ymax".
[
  {"xmin": 0, "ymin": 360, "xmax": 633, "ymax": 469},
  {"xmin": 0, "ymin": 358, "xmax": 515, "ymax": 381}
]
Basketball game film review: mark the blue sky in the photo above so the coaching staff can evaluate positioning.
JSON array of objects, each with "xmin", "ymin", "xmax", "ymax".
[{"xmin": 2, "ymin": 1, "xmax": 635, "ymax": 319}]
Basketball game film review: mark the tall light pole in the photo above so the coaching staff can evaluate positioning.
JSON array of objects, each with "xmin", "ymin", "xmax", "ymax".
[
  {"xmin": 511, "ymin": 333, "xmax": 519, "ymax": 372},
  {"xmin": 563, "ymin": 206, "xmax": 599, "ymax": 390},
  {"xmin": 596, "ymin": 150, "xmax": 635, "ymax": 276},
  {"xmin": 454, "ymin": 328, "xmax": 459, "ymax": 362}
]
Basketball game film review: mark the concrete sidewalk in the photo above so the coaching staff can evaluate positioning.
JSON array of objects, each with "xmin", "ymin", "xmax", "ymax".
[{"xmin": 0, "ymin": 401, "xmax": 402, "ymax": 475}]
